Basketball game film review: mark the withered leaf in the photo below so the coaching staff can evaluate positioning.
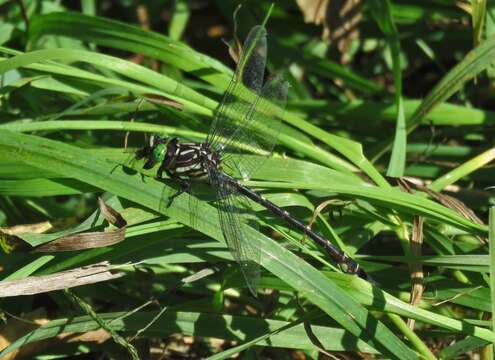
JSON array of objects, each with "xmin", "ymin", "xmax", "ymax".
[
  {"xmin": 2, "ymin": 198, "xmax": 127, "ymax": 253},
  {"xmin": 0, "ymin": 261, "xmax": 123, "ymax": 297},
  {"xmin": 142, "ymin": 94, "xmax": 183, "ymax": 110}
]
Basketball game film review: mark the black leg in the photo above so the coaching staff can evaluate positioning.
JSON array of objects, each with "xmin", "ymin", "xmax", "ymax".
[
  {"xmin": 164, "ymin": 173, "xmax": 191, "ymax": 208},
  {"xmin": 154, "ymin": 167, "xmax": 191, "ymax": 207},
  {"xmin": 156, "ymin": 167, "xmax": 164, "ymax": 180}
]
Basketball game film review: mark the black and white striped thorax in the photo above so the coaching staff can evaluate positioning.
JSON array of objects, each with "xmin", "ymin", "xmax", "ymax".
[{"xmin": 162, "ymin": 137, "xmax": 221, "ymax": 178}]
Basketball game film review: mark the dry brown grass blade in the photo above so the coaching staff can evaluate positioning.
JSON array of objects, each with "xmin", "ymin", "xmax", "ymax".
[
  {"xmin": 404, "ymin": 179, "xmax": 487, "ymax": 245},
  {"xmin": 142, "ymin": 94, "xmax": 183, "ymax": 110},
  {"xmin": 408, "ymin": 216, "xmax": 424, "ymax": 330},
  {"xmin": 0, "ymin": 261, "xmax": 123, "ymax": 297},
  {"xmin": 418, "ymin": 186, "xmax": 484, "ymax": 226},
  {"xmin": 396, "ymin": 178, "xmax": 425, "ymax": 330},
  {"xmin": 305, "ymin": 199, "xmax": 351, "ymax": 249}
]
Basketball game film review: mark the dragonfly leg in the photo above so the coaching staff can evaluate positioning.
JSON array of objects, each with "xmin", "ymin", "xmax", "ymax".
[
  {"xmin": 155, "ymin": 165, "xmax": 166, "ymax": 180},
  {"xmin": 153, "ymin": 167, "xmax": 191, "ymax": 207},
  {"xmin": 165, "ymin": 174, "xmax": 191, "ymax": 208}
]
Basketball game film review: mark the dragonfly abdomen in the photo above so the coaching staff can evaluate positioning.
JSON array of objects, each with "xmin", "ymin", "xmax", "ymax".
[{"xmin": 220, "ymin": 174, "xmax": 369, "ymax": 281}]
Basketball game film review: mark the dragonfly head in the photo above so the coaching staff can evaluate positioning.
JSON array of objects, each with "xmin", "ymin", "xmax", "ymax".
[{"xmin": 135, "ymin": 135, "xmax": 168, "ymax": 169}]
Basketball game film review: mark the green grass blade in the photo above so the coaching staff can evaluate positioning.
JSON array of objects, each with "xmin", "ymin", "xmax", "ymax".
[
  {"xmin": 372, "ymin": 32, "xmax": 495, "ymax": 161},
  {"xmin": 369, "ymin": 0, "xmax": 407, "ymax": 177},
  {"xmin": 26, "ymin": 13, "xmax": 390, "ymax": 184},
  {"xmin": 0, "ymin": 130, "xmax": 417, "ymax": 358},
  {"xmin": 490, "ymin": 206, "xmax": 495, "ymax": 347},
  {"xmin": 0, "ymin": 311, "xmax": 380, "ymax": 357},
  {"xmin": 29, "ymin": 12, "xmax": 232, "ymax": 86}
]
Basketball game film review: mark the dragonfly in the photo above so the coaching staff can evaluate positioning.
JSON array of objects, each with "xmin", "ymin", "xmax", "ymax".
[{"xmin": 135, "ymin": 24, "xmax": 370, "ymax": 295}]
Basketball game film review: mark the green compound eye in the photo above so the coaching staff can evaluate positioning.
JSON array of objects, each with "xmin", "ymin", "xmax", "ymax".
[{"xmin": 152, "ymin": 143, "xmax": 166, "ymax": 162}]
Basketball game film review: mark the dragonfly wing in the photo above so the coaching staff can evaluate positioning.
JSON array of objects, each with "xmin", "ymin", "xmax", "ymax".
[
  {"xmin": 221, "ymin": 74, "xmax": 289, "ymax": 180},
  {"xmin": 207, "ymin": 25, "xmax": 267, "ymax": 153},
  {"xmin": 209, "ymin": 169, "xmax": 260, "ymax": 296}
]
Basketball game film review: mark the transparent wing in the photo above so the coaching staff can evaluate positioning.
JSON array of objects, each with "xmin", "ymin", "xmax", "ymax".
[
  {"xmin": 207, "ymin": 25, "xmax": 289, "ymax": 181},
  {"xmin": 209, "ymin": 169, "xmax": 260, "ymax": 296},
  {"xmin": 221, "ymin": 75, "xmax": 288, "ymax": 180},
  {"xmin": 207, "ymin": 25, "xmax": 267, "ymax": 153}
]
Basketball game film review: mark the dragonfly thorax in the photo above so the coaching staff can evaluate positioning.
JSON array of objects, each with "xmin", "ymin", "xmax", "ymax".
[
  {"xmin": 136, "ymin": 135, "xmax": 220, "ymax": 178},
  {"xmin": 164, "ymin": 138, "xmax": 221, "ymax": 179}
]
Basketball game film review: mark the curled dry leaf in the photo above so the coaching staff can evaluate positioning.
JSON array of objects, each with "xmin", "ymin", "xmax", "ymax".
[
  {"xmin": 1, "ymin": 198, "xmax": 127, "ymax": 253},
  {"xmin": 34, "ymin": 198, "xmax": 127, "ymax": 252},
  {"xmin": 224, "ymin": 4, "xmax": 243, "ymax": 65},
  {"xmin": 32, "ymin": 227, "xmax": 126, "ymax": 252}
]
